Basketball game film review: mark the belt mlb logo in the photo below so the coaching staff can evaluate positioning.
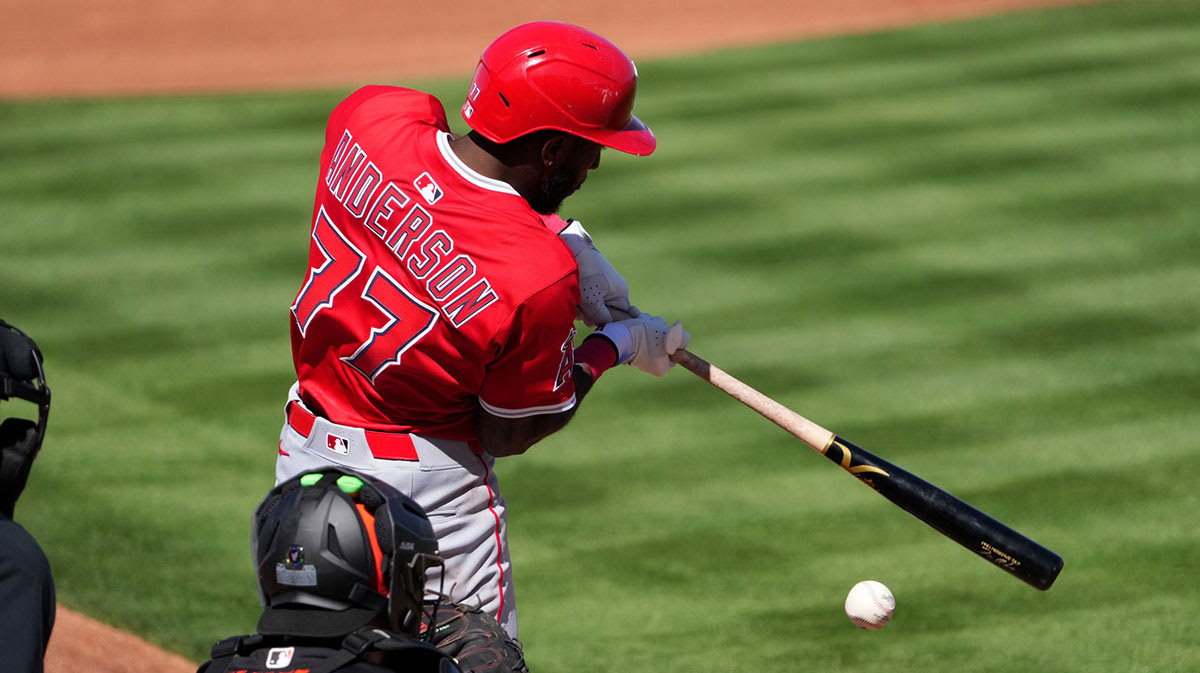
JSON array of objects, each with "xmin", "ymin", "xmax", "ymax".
[
  {"xmin": 326, "ymin": 434, "xmax": 350, "ymax": 455},
  {"xmin": 414, "ymin": 172, "xmax": 443, "ymax": 205}
]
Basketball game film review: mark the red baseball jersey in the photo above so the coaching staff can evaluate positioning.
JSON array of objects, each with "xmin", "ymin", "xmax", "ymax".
[{"xmin": 289, "ymin": 86, "xmax": 580, "ymax": 441}]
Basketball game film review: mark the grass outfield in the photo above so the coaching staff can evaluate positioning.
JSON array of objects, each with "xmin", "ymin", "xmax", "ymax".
[{"xmin": 2, "ymin": 0, "xmax": 1198, "ymax": 669}]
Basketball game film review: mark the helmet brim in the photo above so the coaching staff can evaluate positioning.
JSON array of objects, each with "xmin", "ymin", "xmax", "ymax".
[
  {"xmin": 257, "ymin": 604, "xmax": 380, "ymax": 638},
  {"xmin": 584, "ymin": 115, "xmax": 656, "ymax": 156}
]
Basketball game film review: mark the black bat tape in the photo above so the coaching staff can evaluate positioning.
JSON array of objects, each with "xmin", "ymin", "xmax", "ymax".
[{"xmin": 823, "ymin": 436, "xmax": 1064, "ymax": 591}]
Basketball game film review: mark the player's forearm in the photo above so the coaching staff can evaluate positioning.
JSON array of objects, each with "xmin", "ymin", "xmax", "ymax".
[{"xmin": 476, "ymin": 364, "xmax": 596, "ymax": 457}]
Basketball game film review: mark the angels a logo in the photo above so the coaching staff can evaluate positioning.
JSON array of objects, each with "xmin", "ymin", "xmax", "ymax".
[{"xmin": 553, "ymin": 329, "xmax": 576, "ymax": 391}]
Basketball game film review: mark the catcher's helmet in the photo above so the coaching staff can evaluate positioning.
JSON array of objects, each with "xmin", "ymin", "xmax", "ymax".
[
  {"xmin": 462, "ymin": 21, "xmax": 656, "ymax": 156},
  {"xmin": 0, "ymin": 319, "xmax": 51, "ymax": 518},
  {"xmin": 252, "ymin": 467, "xmax": 441, "ymax": 638}
]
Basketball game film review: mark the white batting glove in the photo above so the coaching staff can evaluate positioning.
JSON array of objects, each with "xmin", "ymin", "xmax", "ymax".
[
  {"xmin": 592, "ymin": 313, "xmax": 690, "ymax": 377},
  {"xmin": 558, "ymin": 218, "xmax": 640, "ymax": 327}
]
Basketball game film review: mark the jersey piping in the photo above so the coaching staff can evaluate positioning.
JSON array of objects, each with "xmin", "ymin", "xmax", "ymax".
[
  {"xmin": 479, "ymin": 395, "xmax": 577, "ymax": 419},
  {"xmin": 436, "ymin": 132, "xmax": 521, "ymax": 195}
]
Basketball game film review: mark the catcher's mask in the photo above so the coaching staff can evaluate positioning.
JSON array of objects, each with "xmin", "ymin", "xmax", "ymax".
[
  {"xmin": 0, "ymin": 319, "xmax": 51, "ymax": 516},
  {"xmin": 462, "ymin": 21, "xmax": 656, "ymax": 156},
  {"xmin": 252, "ymin": 467, "xmax": 442, "ymax": 639}
]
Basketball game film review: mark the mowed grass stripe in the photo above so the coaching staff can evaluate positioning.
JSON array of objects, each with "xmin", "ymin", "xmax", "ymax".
[{"xmin": 517, "ymin": 3, "xmax": 1200, "ymax": 671}]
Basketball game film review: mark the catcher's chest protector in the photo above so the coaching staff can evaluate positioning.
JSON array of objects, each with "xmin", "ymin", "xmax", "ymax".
[{"xmin": 198, "ymin": 630, "xmax": 458, "ymax": 673}]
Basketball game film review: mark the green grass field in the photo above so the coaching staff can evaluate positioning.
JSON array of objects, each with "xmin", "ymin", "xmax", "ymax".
[{"xmin": 2, "ymin": 0, "xmax": 1198, "ymax": 670}]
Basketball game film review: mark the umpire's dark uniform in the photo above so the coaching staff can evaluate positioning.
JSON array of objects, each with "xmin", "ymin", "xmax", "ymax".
[
  {"xmin": 0, "ymin": 513, "xmax": 56, "ymax": 673},
  {"xmin": 1, "ymin": 319, "xmax": 56, "ymax": 673}
]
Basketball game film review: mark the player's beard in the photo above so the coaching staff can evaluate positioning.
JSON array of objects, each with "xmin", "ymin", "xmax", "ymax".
[{"xmin": 530, "ymin": 166, "xmax": 576, "ymax": 215}]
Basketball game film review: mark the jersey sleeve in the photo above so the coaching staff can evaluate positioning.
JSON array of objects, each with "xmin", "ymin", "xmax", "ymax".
[{"xmin": 477, "ymin": 274, "xmax": 580, "ymax": 418}]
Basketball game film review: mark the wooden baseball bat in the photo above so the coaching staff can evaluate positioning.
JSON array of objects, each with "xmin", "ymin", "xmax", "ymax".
[{"xmin": 670, "ymin": 348, "xmax": 1063, "ymax": 591}]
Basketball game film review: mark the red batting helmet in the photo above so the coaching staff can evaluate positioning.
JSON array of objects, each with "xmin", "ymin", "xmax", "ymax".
[{"xmin": 462, "ymin": 21, "xmax": 656, "ymax": 156}]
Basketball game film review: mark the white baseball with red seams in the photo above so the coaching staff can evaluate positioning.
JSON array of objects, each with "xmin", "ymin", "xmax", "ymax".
[{"xmin": 845, "ymin": 580, "xmax": 895, "ymax": 629}]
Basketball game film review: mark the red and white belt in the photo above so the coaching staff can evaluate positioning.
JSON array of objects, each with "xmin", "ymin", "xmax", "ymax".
[{"xmin": 286, "ymin": 401, "xmax": 419, "ymax": 461}]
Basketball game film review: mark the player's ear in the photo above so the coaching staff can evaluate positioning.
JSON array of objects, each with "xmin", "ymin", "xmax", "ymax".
[{"xmin": 539, "ymin": 133, "xmax": 571, "ymax": 169}]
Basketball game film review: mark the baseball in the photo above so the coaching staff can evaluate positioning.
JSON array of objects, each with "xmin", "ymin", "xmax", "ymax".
[{"xmin": 844, "ymin": 580, "xmax": 895, "ymax": 630}]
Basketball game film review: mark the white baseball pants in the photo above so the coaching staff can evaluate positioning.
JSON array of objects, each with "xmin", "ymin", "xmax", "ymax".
[{"xmin": 275, "ymin": 383, "xmax": 518, "ymax": 639}]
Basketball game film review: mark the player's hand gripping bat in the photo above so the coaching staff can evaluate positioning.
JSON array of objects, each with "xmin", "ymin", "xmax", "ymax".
[{"xmin": 670, "ymin": 348, "xmax": 1063, "ymax": 590}]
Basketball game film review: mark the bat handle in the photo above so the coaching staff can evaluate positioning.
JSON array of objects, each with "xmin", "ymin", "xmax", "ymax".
[{"xmin": 671, "ymin": 349, "xmax": 836, "ymax": 453}]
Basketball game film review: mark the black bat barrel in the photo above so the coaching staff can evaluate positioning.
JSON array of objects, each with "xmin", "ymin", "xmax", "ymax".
[{"xmin": 824, "ymin": 436, "xmax": 1064, "ymax": 590}]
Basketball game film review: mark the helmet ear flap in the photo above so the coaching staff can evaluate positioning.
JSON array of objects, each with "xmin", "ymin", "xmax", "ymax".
[
  {"xmin": 373, "ymin": 511, "xmax": 394, "ymax": 555},
  {"xmin": 0, "ymin": 324, "xmax": 39, "ymax": 381},
  {"xmin": 357, "ymin": 482, "xmax": 384, "ymax": 509},
  {"xmin": 0, "ymin": 418, "xmax": 39, "ymax": 518},
  {"xmin": 355, "ymin": 482, "xmax": 394, "ymax": 578},
  {"xmin": 373, "ymin": 512, "xmax": 396, "ymax": 602},
  {"xmin": 254, "ymin": 491, "xmax": 286, "ymax": 536}
]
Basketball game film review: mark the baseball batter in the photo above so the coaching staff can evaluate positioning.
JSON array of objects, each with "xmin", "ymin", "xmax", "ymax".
[{"xmin": 275, "ymin": 21, "xmax": 688, "ymax": 644}]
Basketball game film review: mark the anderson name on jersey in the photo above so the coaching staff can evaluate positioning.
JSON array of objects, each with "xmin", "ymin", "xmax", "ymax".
[{"xmin": 290, "ymin": 86, "xmax": 581, "ymax": 442}]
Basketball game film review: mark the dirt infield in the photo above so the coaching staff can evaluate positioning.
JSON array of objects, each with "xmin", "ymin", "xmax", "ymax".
[
  {"xmin": 23, "ymin": 0, "xmax": 1093, "ymax": 670},
  {"xmin": 44, "ymin": 607, "xmax": 197, "ymax": 673},
  {"xmin": 2, "ymin": 0, "xmax": 1092, "ymax": 99}
]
